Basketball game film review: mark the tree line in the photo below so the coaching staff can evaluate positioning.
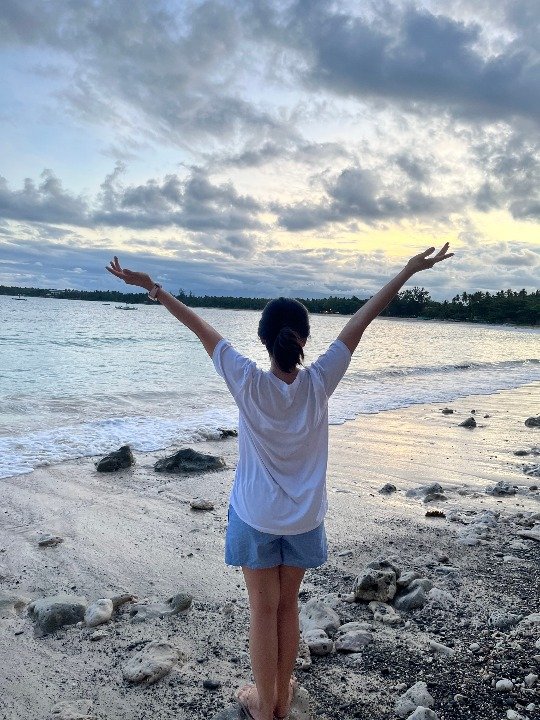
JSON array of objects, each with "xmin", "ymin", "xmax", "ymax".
[{"xmin": 1, "ymin": 285, "xmax": 538, "ymax": 325}]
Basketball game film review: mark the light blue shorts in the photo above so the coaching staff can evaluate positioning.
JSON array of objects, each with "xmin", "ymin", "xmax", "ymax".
[{"xmin": 225, "ymin": 504, "xmax": 328, "ymax": 570}]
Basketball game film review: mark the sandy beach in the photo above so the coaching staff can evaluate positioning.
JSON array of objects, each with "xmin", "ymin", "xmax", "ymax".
[{"xmin": 1, "ymin": 383, "xmax": 539, "ymax": 720}]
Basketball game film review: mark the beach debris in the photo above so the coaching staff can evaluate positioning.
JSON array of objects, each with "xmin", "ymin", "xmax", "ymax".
[
  {"xmin": 190, "ymin": 497, "xmax": 215, "ymax": 511},
  {"xmin": 218, "ymin": 428, "xmax": 238, "ymax": 438},
  {"xmin": 28, "ymin": 594, "xmax": 87, "ymax": 635},
  {"xmin": 89, "ymin": 629, "xmax": 109, "ymax": 641},
  {"xmin": 459, "ymin": 416, "xmax": 476, "ymax": 428},
  {"xmin": 368, "ymin": 601, "xmax": 401, "ymax": 625},
  {"xmin": 428, "ymin": 639, "xmax": 454, "ymax": 656},
  {"xmin": 525, "ymin": 416, "xmax": 540, "ymax": 427},
  {"xmin": 299, "ymin": 597, "xmax": 340, "ymax": 635},
  {"xmin": 353, "ymin": 561, "xmax": 398, "ymax": 602},
  {"xmin": 38, "ymin": 534, "xmax": 64, "ymax": 547},
  {"xmin": 0, "ymin": 590, "xmax": 29, "ymax": 618},
  {"xmin": 303, "ymin": 628, "xmax": 334, "ymax": 655},
  {"xmin": 441, "ymin": 407, "xmax": 453, "ymax": 414},
  {"xmin": 84, "ymin": 598, "xmax": 113, "ymax": 627},
  {"xmin": 395, "ymin": 681, "xmax": 435, "ymax": 718},
  {"xmin": 486, "ymin": 480, "xmax": 516, "ymax": 496},
  {"xmin": 406, "ymin": 483, "xmax": 447, "ymax": 502},
  {"xmin": 122, "ymin": 640, "xmax": 184, "ymax": 685},
  {"xmin": 154, "ymin": 448, "xmax": 226, "ymax": 474},
  {"xmin": 425, "ymin": 509, "xmax": 445, "ymax": 518},
  {"xmin": 334, "ymin": 622, "xmax": 373, "ymax": 652},
  {"xmin": 379, "ymin": 482, "xmax": 397, "ymax": 494},
  {"xmin": 95, "ymin": 445, "xmax": 135, "ymax": 472},
  {"xmin": 50, "ymin": 699, "xmax": 96, "ymax": 719}
]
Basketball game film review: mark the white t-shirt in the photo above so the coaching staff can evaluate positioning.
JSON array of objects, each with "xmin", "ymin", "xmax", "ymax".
[{"xmin": 212, "ymin": 338, "xmax": 351, "ymax": 534}]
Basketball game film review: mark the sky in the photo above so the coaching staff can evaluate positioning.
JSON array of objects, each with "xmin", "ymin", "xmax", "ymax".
[{"xmin": 0, "ymin": 0, "xmax": 539, "ymax": 299}]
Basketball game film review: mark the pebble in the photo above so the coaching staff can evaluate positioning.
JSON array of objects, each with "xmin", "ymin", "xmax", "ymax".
[
  {"xmin": 85, "ymin": 598, "xmax": 113, "ymax": 627},
  {"xmin": 469, "ymin": 642, "xmax": 480, "ymax": 652},
  {"xmin": 379, "ymin": 483, "xmax": 397, "ymax": 494},
  {"xmin": 89, "ymin": 629, "xmax": 109, "ymax": 641},
  {"xmin": 495, "ymin": 679, "xmax": 514, "ymax": 691},
  {"xmin": 299, "ymin": 597, "xmax": 341, "ymax": 635},
  {"xmin": 190, "ymin": 498, "xmax": 215, "ymax": 511},
  {"xmin": 395, "ymin": 681, "xmax": 435, "ymax": 718},
  {"xmin": 524, "ymin": 673, "xmax": 538, "ymax": 687},
  {"xmin": 428, "ymin": 639, "xmax": 454, "ymax": 656},
  {"xmin": 303, "ymin": 628, "xmax": 334, "ymax": 656},
  {"xmin": 334, "ymin": 622, "xmax": 373, "ymax": 653},
  {"xmin": 37, "ymin": 534, "xmax": 64, "ymax": 547},
  {"xmin": 203, "ymin": 678, "xmax": 221, "ymax": 690}
]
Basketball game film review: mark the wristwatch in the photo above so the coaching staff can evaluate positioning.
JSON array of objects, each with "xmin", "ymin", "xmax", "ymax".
[{"xmin": 148, "ymin": 283, "xmax": 162, "ymax": 301}]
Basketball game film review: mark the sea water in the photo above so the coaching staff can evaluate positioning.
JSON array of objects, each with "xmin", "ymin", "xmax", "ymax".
[{"xmin": 0, "ymin": 296, "xmax": 538, "ymax": 479}]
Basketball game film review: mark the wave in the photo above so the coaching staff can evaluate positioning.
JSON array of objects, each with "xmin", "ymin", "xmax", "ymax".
[{"xmin": 350, "ymin": 357, "xmax": 539, "ymax": 382}]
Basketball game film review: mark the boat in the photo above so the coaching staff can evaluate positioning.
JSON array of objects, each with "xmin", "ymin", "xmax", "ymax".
[
  {"xmin": 115, "ymin": 304, "xmax": 137, "ymax": 310},
  {"xmin": 12, "ymin": 294, "xmax": 27, "ymax": 301}
]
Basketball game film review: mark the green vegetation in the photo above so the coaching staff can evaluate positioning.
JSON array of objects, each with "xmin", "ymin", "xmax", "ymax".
[{"xmin": 1, "ymin": 285, "xmax": 538, "ymax": 325}]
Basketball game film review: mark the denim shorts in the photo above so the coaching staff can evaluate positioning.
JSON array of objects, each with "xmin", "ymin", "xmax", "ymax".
[{"xmin": 225, "ymin": 504, "xmax": 328, "ymax": 570}]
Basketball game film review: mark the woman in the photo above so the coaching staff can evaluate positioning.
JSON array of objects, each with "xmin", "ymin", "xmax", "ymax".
[{"xmin": 106, "ymin": 243, "xmax": 452, "ymax": 720}]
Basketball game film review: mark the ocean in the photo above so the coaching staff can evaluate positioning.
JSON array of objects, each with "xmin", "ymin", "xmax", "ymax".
[{"xmin": 1, "ymin": 296, "xmax": 539, "ymax": 479}]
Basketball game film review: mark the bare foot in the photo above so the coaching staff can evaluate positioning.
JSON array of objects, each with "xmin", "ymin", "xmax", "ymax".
[
  {"xmin": 274, "ymin": 677, "xmax": 298, "ymax": 719},
  {"xmin": 236, "ymin": 684, "xmax": 272, "ymax": 720}
]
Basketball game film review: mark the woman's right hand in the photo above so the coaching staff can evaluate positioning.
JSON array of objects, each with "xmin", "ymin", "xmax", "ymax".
[{"xmin": 106, "ymin": 256, "xmax": 154, "ymax": 291}]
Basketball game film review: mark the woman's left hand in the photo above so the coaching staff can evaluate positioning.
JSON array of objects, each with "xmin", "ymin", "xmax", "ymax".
[{"xmin": 106, "ymin": 256, "xmax": 154, "ymax": 291}]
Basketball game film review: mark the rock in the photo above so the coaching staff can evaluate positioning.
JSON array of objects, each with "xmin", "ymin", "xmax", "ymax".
[
  {"xmin": 495, "ymin": 678, "xmax": 514, "ymax": 691},
  {"xmin": 299, "ymin": 597, "xmax": 340, "ymax": 635},
  {"xmin": 95, "ymin": 445, "xmax": 134, "ymax": 472},
  {"xmin": 518, "ymin": 529, "xmax": 540, "ymax": 542},
  {"xmin": 89, "ymin": 629, "xmax": 109, "ymax": 641},
  {"xmin": 514, "ymin": 450, "xmax": 529, "ymax": 456},
  {"xmin": 486, "ymin": 481, "xmax": 516, "ymax": 496},
  {"xmin": 426, "ymin": 588, "xmax": 455, "ymax": 609},
  {"xmin": 397, "ymin": 571, "xmax": 421, "ymax": 589},
  {"xmin": 379, "ymin": 483, "xmax": 397, "ymax": 494},
  {"xmin": 154, "ymin": 448, "xmax": 226, "ymax": 474},
  {"xmin": 203, "ymin": 678, "xmax": 222, "ymax": 690},
  {"xmin": 303, "ymin": 628, "xmax": 333, "ymax": 656},
  {"xmin": 353, "ymin": 565, "xmax": 397, "ymax": 603},
  {"xmin": 428, "ymin": 640, "xmax": 454, "ymax": 656},
  {"xmin": 408, "ymin": 578, "xmax": 433, "ymax": 592},
  {"xmin": 28, "ymin": 595, "xmax": 87, "ymax": 635},
  {"xmin": 525, "ymin": 464, "xmax": 540, "ymax": 477},
  {"xmin": 368, "ymin": 601, "xmax": 401, "ymax": 625},
  {"xmin": 168, "ymin": 592, "xmax": 193, "ymax": 613},
  {"xmin": 406, "ymin": 483, "xmax": 445, "ymax": 499},
  {"xmin": 395, "ymin": 681, "xmax": 435, "ymax": 718},
  {"xmin": 525, "ymin": 416, "xmax": 540, "ymax": 427},
  {"xmin": 122, "ymin": 640, "xmax": 182, "ymax": 685},
  {"xmin": 441, "ymin": 407, "xmax": 454, "ymax": 414},
  {"xmin": 459, "ymin": 417, "xmax": 476, "ymax": 428},
  {"xmin": 488, "ymin": 612, "xmax": 521, "ymax": 630},
  {"xmin": 38, "ymin": 534, "xmax": 64, "ymax": 547},
  {"xmin": 85, "ymin": 599, "xmax": 113, "ymax": 627},
  {"xmin": 334, "ymin": 622, "xmax": 373, "ymax": 652},
  {"xmin": 394, "ymin": 586, "xmax": 427, "ymax": 611},
  {"xmin": 425, "ymin": 509, "xmax": 445, "ymax": 518},
  {"xmin": 190, "ymin": 498, "xmax": 215, "ymax": 511},
  {"xmin": 209, "ymin": 708, "xmax": 240, "ymax": 720},
  {"xmin": 218, "ymin": 428, "xmax": 238, "ymax": 438},
  {"xmin": 111, "ymin": 593, "xmax": 136, "ymax": 610},
  {"xmin": 406, "ymin": 709, "xmax": 438, "ymax": 720},
  {"xmin": 524, "ymin": 673, "xmax": 537, "ymax": 687},
  {"xmin": 50, "ymin": 699, "xmax": 95, "ymax": 719}
]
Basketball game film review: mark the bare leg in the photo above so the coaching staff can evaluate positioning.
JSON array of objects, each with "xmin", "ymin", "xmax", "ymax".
[
  {"xmin": 274, "ymin": 565, "xmax": 305, "ymax": 718},
  {"xmin": 238, "ymin": 566, "xmax": 281, "ymax": 720}
]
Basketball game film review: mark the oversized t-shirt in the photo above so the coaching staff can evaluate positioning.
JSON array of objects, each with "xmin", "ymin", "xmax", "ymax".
[{"xmin": 213, "ymin": 339, "xmax": 351, "ymax": 535}]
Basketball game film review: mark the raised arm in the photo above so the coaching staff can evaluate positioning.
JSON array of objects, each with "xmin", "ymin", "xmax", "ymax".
[
  {"xmin": 106, "ymin": 257, "xmax": 222, "ymax": 357},
  {"xmin": 337, "ymin": 243, "xmax": 453, "ymax": 354}
]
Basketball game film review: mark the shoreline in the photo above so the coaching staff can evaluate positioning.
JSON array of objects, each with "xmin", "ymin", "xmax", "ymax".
[{"xmin": 0, "ymin": 384, "xmax": 539, "ymax": 719}]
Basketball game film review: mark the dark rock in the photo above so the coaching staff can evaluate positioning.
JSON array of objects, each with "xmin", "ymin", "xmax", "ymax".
[
  {"xmin": 218, "ymin": 428, "xmax": 238, "ymax": 438},
  {"xmin": 394, "ymin": 586, "xmax": 428, "ymax": 611},
  {"xmin": 168, "ymin": 592, "xmax": 193, "ymax": 613},
  {"xmin": 38, "ymin": 534, "xmax": 64, "ymax": 547},
  {"xmin": 459, "ymin": 417, "xmax": 476, "ymax": 428},
  {"xmin": 154, "ymin": 448, "xmax": 226, "ymax": 474},
  {"xmin": 379, "ymin": 483, "xmax": 397, "ymax": 495},
  {"xmin": 95, "ymin": 445, "xmax": 135, "ymax": 472},
  {"xmin": 28, "ymin": 595, "xmax": 87, "ymax": 635},
  {"xmin": 203, "ymin": 678, "xmax": 222, "ymax": 690},
  {"xmin": 425, "ymin": 509, "xmax": 446, "ymax": 518},
  {"xmin": 525, "ymin": 416, "xmax": 540, "ymax": 427},
  {"xmin": 441, "ymin": 408, "xmax": 454, "ymax": 414},
  {"xmin": 514, "ymin": 450, "xmax": 529, "ymax": 456},
  {"xmin": 486, "ymin": 481, "xmax": 516, "ymax": 496}
]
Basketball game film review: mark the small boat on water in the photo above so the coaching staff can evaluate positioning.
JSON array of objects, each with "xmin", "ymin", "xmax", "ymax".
[
  {"xmin": 12, "ymin": 294, "xmax": 27, "ymax": 301},
  {"xmin": 115, "ymin": 304, "xmax": 137, "ymax": 310}
]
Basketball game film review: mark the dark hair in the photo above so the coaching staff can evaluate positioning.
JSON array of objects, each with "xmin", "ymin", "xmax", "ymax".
[{"xmin": 258, "ymin": 297, "xmax": 310, "ymax": 373}]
